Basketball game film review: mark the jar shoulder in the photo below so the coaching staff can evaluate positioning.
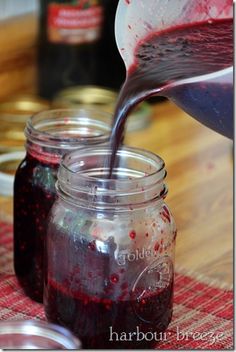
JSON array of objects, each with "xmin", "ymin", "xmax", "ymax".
[
  {"xmin": 14, "ymin": 153, "xmax": 58, "ymax": 192},
  {"xmin": 48, "ymin": 199, "xmax": 177, "ymax": 245}
]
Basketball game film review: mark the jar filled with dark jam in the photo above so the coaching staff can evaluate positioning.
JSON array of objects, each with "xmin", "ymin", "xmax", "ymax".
[
  {"xmin": 14, "ymin": 108, "xmax": 111, "ymax": 303},
  {"xmin": 44, "ymin": 146, "xmax": 177, "ymax": 349}
]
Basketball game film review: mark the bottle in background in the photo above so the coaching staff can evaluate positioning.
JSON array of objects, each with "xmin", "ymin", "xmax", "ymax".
[
  {"xmin": 38, "ymin": 0, "xmax": 104, "ymax": 99},
  {"xmin": 97, "ymin": 0, "xmax": 126, "ymax": 90}
]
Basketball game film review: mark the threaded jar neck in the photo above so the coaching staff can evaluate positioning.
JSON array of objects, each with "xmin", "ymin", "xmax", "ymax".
[
  {"xmin": 57, "ymin": 146, "xmax": 167, "ymax": 211},
  {"xmin": 25, "ymin": 108, "xmax": 111, "ymax": 163}
]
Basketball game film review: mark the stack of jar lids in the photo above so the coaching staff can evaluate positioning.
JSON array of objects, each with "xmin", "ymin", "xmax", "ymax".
[
  {"xmin": 52, "ymin": 85, "xmax": 152, "ymax": 132},
  {"xmin": 0, "ymin": 95, "xmax": 49, "ymax": 154},
  {"xmin": 0, "ymin": 95, "xmax": 49, "ymax": 196}
]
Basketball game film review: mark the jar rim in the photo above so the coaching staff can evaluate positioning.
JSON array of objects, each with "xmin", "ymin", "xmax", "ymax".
[
  {"xmin": 58, "ymin": 146, "xmax": 167, "ymax": 209},
  {"xmin": 0, "ymin": 320, "xmax": 81, "ymax": 349},
  {"xmin": 25, "ymin": 108, "xmax": 111, "ymax": 150}
]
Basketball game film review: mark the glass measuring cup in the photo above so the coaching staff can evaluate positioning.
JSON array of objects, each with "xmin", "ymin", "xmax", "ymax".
[{"xmin": 115, "ymin": 0, "xmax": 233, "ymax": 138}]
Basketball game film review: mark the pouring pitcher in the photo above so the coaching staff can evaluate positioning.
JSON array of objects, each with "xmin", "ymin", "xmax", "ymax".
[{"xmin": 115, "ymin": 0, "xmax": 233, "ymax": 138}]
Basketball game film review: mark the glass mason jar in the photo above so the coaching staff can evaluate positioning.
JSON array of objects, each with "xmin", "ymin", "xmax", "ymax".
[
  {"xmin": 0, "ymin": 320, "xmax": 81, "ymax": 349},
  {"xmin": 14, "ymin": 108, "xmax": 111, "ymax": 303},
  {"xmin": 44, "ymin": 146, "xmax": 177, "ymax": 349}
]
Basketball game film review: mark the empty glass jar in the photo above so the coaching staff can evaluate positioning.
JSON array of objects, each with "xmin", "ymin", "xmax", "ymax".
[
  {"xmin": 44, "ymin": 146, "xmax": 177, "ymax": 349},
  {"xmin": 14, "ymin": 108, "xmax": 111, "ymax": 303},
  {"xmin": 0, "ymin": 320, "xmax": 81, "ymax": 349}
]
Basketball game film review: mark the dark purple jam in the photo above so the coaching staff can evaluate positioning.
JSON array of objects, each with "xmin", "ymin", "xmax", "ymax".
[
  {"xmin": 14, "ymin": 152, "xmax": 59, "ymax": 302},
  {"xmin": 44, "ymin": 224, "xmax": 174, "ymax": 349},
  {"xmin": 45, "ymin": 277, "xmax": 173, "ymax": 349}
]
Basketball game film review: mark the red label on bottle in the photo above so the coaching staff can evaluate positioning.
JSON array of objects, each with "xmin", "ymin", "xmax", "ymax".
[{"xmin": 47, "ymin": 1, "xmax": 104, "ymax": 44}]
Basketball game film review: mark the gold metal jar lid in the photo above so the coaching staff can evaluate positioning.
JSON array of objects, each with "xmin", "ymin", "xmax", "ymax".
[
  {"xmin": 52, "ymin": 85, "xmax": 117, "ymax": 113},
  {"xmin": 0, "ymin": 95, "xmax": 49, "ymax": 153},
  {"xmin": 53, "ymin": 85, "xmax": 151, "ymax": 132}
]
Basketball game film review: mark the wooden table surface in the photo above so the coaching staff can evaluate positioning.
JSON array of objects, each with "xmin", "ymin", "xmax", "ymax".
[
  {"xmin": 126, "ymin": 100, "xmax": 233, "ymax": 287},
  {"xmin": 0, "ymin": 100, "xmax": 233, "ymax": 287}
]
